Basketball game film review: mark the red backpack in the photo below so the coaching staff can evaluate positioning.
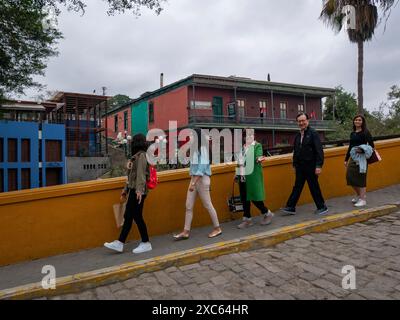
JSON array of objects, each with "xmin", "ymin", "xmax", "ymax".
[{"xmin": 146, "ymin": 165, "xmax": 158, "ymax": 189}]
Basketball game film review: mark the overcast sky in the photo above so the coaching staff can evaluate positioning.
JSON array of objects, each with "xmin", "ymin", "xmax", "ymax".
[{"xmin": 24, "ymin": 0, "xmax": 400, "ymax": 112}]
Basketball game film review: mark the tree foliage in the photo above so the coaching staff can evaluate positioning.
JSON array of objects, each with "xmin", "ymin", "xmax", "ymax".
[
  {"xmin": 371, "ymin": 85, "xmax": 400, "ymax": 134},
  {"xmin": 0, "ymin": 0, "xmax": 165, "ymax": 102},
  {"xmin": 38, "ymin": 0, "xmax": 165, "ymax": 16},
  {"xmin": 320, "ymin": 0, "xmax": 397, "ymax": 114},
  {"xmin": 324, "ymin": 85, "xmax": 358, "ymax": 124},
  {"xmin": 325, "ymin": 84, "xmax": 400, "ymax": 140},
  {"xmin": 108, "ymin": 94, "xmax": 132, "ymax": 111},
  {"xmin": 0, "ymin": 0, "xmax": 62, "ymax": 101}
]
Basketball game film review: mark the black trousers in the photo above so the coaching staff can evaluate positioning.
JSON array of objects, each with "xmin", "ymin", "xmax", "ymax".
[
  {"xmin": 119, "ymin": 189, "xmax": 149, "ymax": 243},
  {"xmin": 286, "ymin": 165, "xmax": 326, "ymax": 210},
  {"xmin": 239, "ymin": 181, "xmax": 269, "ymax": 219}
]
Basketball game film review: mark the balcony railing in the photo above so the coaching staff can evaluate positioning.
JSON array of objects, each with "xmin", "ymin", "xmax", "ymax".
[{"xmin": 188, "ymin": 115, "xmax": 334, "ymax": 130}]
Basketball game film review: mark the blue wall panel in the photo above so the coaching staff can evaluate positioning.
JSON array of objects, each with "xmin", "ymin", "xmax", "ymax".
[{"xmin": 0, "ymin": 120, "xmax": 66, "ymax": 192}]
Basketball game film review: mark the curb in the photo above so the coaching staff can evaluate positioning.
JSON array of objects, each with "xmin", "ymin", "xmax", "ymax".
[{"xmin": 1, "ymin": 204, "xmax": 398, "ymax": 300}]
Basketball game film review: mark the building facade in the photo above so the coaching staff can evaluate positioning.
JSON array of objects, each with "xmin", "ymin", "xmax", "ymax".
[
  {"xmin": 0, "ymin": 120, "xmax": 66, "ymax": 192},
  {"xmin": 114, "ymin": 74, "xmax": 335, "ymax": 149},
  {"xmin": 104, "ymin": 107, "xmax": 132, "ymax": 141}
]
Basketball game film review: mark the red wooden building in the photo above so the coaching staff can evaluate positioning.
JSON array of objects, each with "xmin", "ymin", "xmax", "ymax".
[{"xmin": 120, "ymin": 74, "xmax": 335, "ymax": 149}]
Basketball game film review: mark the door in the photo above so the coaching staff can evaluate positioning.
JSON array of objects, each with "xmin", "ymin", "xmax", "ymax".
[{"xmin": 212, "ymin": 97, "xmax": 223, "ymax": 123}]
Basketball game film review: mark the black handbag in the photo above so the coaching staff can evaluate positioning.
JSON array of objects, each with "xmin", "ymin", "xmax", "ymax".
[
  {"xmin": 367, "ymin": 149, "xmax": 382, "ymax": 165},
  {"xmin": 227, "ymin": 179, "xmax": 243, "ymax": 213}
]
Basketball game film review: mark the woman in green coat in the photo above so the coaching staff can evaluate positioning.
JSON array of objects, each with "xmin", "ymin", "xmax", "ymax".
[{"xmin": 236, "ymin": 129, "xmax": 274, "ymax": 229}]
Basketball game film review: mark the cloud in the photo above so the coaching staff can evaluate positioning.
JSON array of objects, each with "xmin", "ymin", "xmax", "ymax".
[{"xmin": 22, "ymin": 0, "xmax": 399, "ymax": 112}]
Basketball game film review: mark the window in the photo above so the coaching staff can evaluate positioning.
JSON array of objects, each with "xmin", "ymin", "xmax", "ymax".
[
  {"xmin": 123, "ymin": 111, "xmax": 128, "ymax": 130},
  {"xmin": 259, "ymin": 100, "xmax": 267, "ymax": 118},
  {"xmin": 237, "ymin": 99, "xmax": 245, "ymax": 108},
  {"xmin": 237, "ymin": 99, "xmax": 245, "ymax": 118},
  {"xmin": 280, "ymin": 102, "xmax": 287, "ymax": 119},
  {"xmin": 114, "ymin": 115, "xmax": 118, "ymax": 133},
  {"xmin": 298, "ymin": 104, "xmax": 304, "ymax": 112},
  {"xmin": 0, "ymin": 169, "xmax": 3, "ymax": 192},
  {"xmin": 8, "ymin": 139, "xmax": 17, "ymax": 162},
  {"xmin": 21, "ymin": 169, "xmax": 31, "ymax": 190},
  {"xmin": 190, "ymin": 101, "xmax": 212, "ymax": 109},
  {"xmin": 8, "ymin": 169, "xmax": 18, "ymax": 191},
  {"xmin": 45, "ymin": 140, "xmax": 62, "ymax": 162},
  {"xmin": 0, "ymin": 138, "xmax": 3, "ymax": 162},
  {"xmin": 149, "ymin": 102, "xmax": 154, "ymax": 123},
  {"xmin": 46, "ymin": 168, "xmax": 61, "ymax": 186},
  {"xmin": 21, "ymin": 139, "xmax": 30, "ymax": 162}
]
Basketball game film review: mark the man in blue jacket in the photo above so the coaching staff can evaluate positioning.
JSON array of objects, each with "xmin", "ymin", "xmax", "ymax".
[{"xmin": 282, "ymin": 112, "xmax": 328, "ymax": 215}]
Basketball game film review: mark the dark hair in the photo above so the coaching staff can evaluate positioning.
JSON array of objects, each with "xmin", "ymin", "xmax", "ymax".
[
  {"xmin": 352, "ymin": 114, "xmax": 367, "ymax": 133},
  {"xmin": 131, "ymin": 133, "xmax": 148, "ymax": 156},
  {"xmin": 296, "ymin": 112, "xmax": 309, "ymax": 120}
]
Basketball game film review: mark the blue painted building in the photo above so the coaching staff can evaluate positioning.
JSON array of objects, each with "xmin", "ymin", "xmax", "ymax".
[{"xmin": 0, "ymin": 120, "xmax": 66, "ymax": 192}]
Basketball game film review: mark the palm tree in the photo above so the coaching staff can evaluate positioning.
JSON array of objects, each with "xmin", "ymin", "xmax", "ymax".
[{"xmin": 320, "ymin": 0, "xmax": 397, "ymax": 114}]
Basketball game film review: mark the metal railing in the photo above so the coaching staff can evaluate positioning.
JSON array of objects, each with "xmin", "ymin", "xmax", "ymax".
[{"xmin": 188, "ymin": 115, "xmax": 333, "ymax": 129}]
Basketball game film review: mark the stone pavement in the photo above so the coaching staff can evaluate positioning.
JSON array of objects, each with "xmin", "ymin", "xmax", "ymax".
[
  {"xmin": 0, "ymin": 184, "xmax": 399, "ymax": 291},
  {"xmin": 52, "ymin": 210, "xmax": 400, "ymax": 300}
]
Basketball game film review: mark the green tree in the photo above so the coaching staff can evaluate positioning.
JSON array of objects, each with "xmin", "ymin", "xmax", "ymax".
[
  {"xmin": 108, "ymin": 94, "xmax": 132, "ymax": 112},
  {"xmin": 377, "ymin": 85, "xmax": 400, "ymax": 133},
  {"xmin": 0, "ymin": 1, "xmax": 62, "ymax": 102},
  {"xmin": 41, "ymin": 0, "xmax": 165, "ymax": 16},
  {"xmin": 0, "ymin": 0, "xmax": 165, "ymax": 102},
  {"xmin": 387, "ymin": 85, "xmax": 400, "ymax": 118},
  {"xmin": 320, "ymin": 0, "xmax": 397, "ymax": 114},
  {"xmin": 324, "ymin": 85, "xmax": 358, "ymax": 123}
]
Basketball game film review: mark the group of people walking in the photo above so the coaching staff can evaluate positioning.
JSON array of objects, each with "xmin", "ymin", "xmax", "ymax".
[{"xmin": 104, "ymin": 112, "xmax": 376, "ymax": 255}]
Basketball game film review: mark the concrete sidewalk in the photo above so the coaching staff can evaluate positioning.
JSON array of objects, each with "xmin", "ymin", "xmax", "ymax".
[{"xmin": 0, "ymin": 184, "xmax": 399, "ymax": 291}]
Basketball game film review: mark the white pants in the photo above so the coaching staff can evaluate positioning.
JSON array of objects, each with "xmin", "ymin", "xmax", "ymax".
[{"xmin": 184, "ymin": 175, "xmax": 220, "ymax": 231}]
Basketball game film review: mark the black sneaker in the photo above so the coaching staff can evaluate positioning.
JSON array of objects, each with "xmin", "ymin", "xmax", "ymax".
[
  {"xmin": 281, "ymin": 207, "xmax": 296, "ymax": 215},
  {"xmin": 315, "ymin": 206, "xmax": 329, "ymax": 215}
]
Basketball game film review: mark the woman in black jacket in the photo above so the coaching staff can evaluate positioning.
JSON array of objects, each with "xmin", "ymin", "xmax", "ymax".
[{"xmin": 345, "ymin": 115, "xmax": 374, "ymax": 207}]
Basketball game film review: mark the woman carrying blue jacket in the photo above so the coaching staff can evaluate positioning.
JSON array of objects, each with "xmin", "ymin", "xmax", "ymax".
[
  {"xmin": 173, "ymin": 129, "xmax": 222, "ymax": 240},
  {"xmin": 345, "ymin": 115, "xmax": 375, "ymax": 207}
]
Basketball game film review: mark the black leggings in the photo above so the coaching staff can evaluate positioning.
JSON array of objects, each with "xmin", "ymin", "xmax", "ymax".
[
  {"xmin": 119, "ymin": 189, "xmax": 149, "ymax": 243},
  {"xmin": 239, "ymin": 181, "xmax": 269, "ymax": 219}
]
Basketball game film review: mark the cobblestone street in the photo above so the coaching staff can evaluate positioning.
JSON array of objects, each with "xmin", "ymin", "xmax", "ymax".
[{"xmin": 50, "ymin": 211, "xmax": 400, "ymax": 300}]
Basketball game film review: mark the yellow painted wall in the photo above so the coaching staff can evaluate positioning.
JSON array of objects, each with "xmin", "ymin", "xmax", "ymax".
[{"xmin": 0, "ymin": 138, "xmax": 399, "ymax": 266}]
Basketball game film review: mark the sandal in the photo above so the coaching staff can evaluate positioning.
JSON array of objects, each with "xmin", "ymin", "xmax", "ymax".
[
  {"xmin": 208, "ymin": 230, "xmax": 222, "ymax": 238},
  {"xmin": 173, "ymin": 233, "xmax": 189, "ymax": 241}
]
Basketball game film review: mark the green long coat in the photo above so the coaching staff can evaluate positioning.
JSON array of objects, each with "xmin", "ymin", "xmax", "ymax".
[{"xmin": 244, "ymin": 143, "xmax": 265, "ymax": 201}]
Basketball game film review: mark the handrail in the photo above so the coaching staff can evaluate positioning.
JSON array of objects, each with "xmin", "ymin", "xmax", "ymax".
[{"xmin": 188, "ymin": 115, "xmax": 334, "ymax": 129}]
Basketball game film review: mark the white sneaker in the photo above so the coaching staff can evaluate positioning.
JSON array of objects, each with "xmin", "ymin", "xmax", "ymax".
[
  {"xmin": 354, "ymin": 199, "xmax": 367, "ymax": 207},
  {"xmin": 351, "ymin": 197, "xmax": 359, "ymax": 204},
  {"xmin": 260, "ymin": 210, "xmax": 274, "ymax": 225},
  {"xmin": 104, "ymin": 240, "xmax": 124, "ymax": 253},
  {"xmin": 132, "ymin": 242, "xmax": 152, "ymax": 254},
  {"xmin": 237, "ymin": 218, "xmax": 254, "ymax": 229}
]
